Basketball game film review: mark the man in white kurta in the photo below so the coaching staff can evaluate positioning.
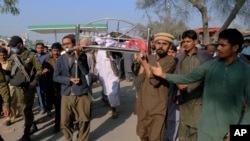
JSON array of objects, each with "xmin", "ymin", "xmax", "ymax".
[{"xmin": 95, "ymin": 37, "xmax": 120, "ymax": 118}]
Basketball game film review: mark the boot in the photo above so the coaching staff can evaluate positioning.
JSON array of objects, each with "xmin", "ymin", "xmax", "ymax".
[
  {"xmin": 19, "ymin": 128, "xmax": 31, "ymax": 141},
  {"xmin": 30, "ymin": 122, "xmax": 38, "ymax": 135}
]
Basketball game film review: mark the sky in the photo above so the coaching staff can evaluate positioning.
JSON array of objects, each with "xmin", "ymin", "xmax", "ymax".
[{"xmin": 0, "ymin": 0, "xmax": 205, "ymax": 44}]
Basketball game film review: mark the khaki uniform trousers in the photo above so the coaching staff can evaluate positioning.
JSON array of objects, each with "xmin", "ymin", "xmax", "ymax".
[
  {"xmin": 15, "ymin": 86, "xmax": 35, "ymax": 128},
  {"xmin": 6, "ymin": 85, "xmax": 19, "ymax": 121}
]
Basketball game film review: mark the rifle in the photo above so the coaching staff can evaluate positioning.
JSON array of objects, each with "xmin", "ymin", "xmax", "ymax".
[{"xmin": 11, "ymin": 54, "xmax": 30, "ymax": 82}]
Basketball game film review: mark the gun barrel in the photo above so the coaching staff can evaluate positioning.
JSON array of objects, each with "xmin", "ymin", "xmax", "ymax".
[{"xmin": 12, "ymin": 55, "xmax": 30, "ymax": 81}]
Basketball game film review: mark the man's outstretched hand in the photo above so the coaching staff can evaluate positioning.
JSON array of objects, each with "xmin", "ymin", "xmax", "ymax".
[{"xmin": 150, "ymin": 61, "xmax": 166, "ymax": 79}]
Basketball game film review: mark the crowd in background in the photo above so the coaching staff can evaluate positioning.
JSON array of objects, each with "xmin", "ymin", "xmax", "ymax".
[{"xmin": 0, "ymin": 28, "xmax": 250, "ymax": 141}]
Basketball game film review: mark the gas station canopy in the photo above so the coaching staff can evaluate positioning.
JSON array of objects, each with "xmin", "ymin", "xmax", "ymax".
[
  {"xmin": 28, "ymin": 23, "xmax": 107, "ymax": 41},
  {"xmin": 28, "ymin": 23, "xmax": 107, "ymax": 34}
]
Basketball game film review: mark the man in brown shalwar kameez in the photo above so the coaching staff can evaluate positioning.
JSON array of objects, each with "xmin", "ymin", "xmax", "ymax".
[{"xmin": 136, "ymin": 32, "xmax": 176, "ymax": 141}]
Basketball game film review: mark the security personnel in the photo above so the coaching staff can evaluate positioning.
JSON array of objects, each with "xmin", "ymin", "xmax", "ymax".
[
  {"xmin": 0, "ymin": 45, "xmax": 11, "ymax": 141},
  {"xmin": 6, "ymin": 36, "xmax": 42, "ymax": 141}
]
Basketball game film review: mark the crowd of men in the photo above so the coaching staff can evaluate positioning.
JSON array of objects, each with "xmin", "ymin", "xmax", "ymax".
[
  {"xmin": 148, "ymin": 29, "xmax": 250, "ymax": 141},
  {"xmin": 133, "ymin": 28, "xmax": 249, "ymax": 141},
  {"xmin": 0, "ymin": 28, "xmax": 250, "ymax": 141}
]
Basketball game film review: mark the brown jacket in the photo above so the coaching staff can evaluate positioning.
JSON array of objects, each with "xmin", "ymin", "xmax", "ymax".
[
  {"xmin": 43, "ymin": 56, "xmax": 61, "ymax": 95},
  {"xmin": 137, "ymin": 55, "xmax": 176, "ymax": 114}
]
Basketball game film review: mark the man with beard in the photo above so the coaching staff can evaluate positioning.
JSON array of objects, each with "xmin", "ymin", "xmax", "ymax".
[
  {"xmin": 151, "ymin": 28, "xmax": 250, "ymax": 141},
  {"xmin": 173, "ymin": 30, "xmax": 212, "ymax": 141},
  {"xmin": 136, "ymin": 32, "xmax": 176, "ymax": 141}
]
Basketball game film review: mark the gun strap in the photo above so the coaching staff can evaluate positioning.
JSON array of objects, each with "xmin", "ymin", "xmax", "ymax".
[
  {"xmin": 11, "ymin": 63, "xmax": 19, "ymax": 76},
  {"xmin": 19, "ymin": 51, "xmax": 31, "ymax": 76}
]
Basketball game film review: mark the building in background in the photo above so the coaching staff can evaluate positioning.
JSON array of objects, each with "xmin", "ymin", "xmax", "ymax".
[
  {"xmin": 194, "ymin": 27, "xmax": 250, "ymax": 44},
  {"xmin": 0, "ymin": 34, "xmax": 36, "ymax": 50}
]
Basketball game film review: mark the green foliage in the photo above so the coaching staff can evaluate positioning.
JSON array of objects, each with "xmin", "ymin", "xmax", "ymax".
[
  {"xmin": 136, "ymin": 0, "xmax": 250, "ymax": 28},
  {"xmin": 0, "ymin": 0, "xmax": 19, "ymax": 15},
  {"xmin": 135, "ymin": 0, "xmax": 189, "ymax": 39},
  {"xmin": 213, "ymin": 0, "xmax": 250, "ymax": 25},
  {"xmin": 136, "ymin": 0, "xmax": 250, "ymax": 44},
  {"xmin": 137, "ymin": 19, "xmax": 188, "ymax": 40}
]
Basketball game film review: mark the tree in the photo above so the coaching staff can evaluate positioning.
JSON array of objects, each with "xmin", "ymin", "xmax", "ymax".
[
  {"xmin": 212, "ymin": 0, "xmax": 248, "ymax": 41},
  {"xmin": 136, "ymin": 0, "xmax": 250, "ymax": 44},
  {"xmin": 0, "ymin": 0, "xmax": 19, "ymax": 15},
  {"xmin": 137, "ymin": 19, "xmax": 188, "ymax": 41},
  {"xmin": 136, "ymin": 0, "xmax": 188, "ymax": 41}
]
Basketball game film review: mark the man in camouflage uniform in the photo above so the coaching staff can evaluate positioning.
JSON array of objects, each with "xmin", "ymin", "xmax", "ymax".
[
  {"xmin": 6, "ymin": 36, "xmax": 42, "ymax": 141},
  {"xmin": 0, "ymin": 45, "xmax": 11, "ymax": 141}
]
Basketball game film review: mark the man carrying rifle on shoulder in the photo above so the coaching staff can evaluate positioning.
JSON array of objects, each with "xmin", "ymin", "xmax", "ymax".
[{"xmin": 6, "ymin": 36, "xmax": 42, "ymax": 141}]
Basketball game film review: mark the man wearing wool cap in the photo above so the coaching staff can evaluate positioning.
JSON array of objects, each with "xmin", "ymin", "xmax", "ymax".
[
  {"xmin": 154, "ymin": 32, "xmax": 174, "ymax": 43},
  {"xmin": 136, "ymin": 32, "xmax": 176, "ymax": 141}
]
